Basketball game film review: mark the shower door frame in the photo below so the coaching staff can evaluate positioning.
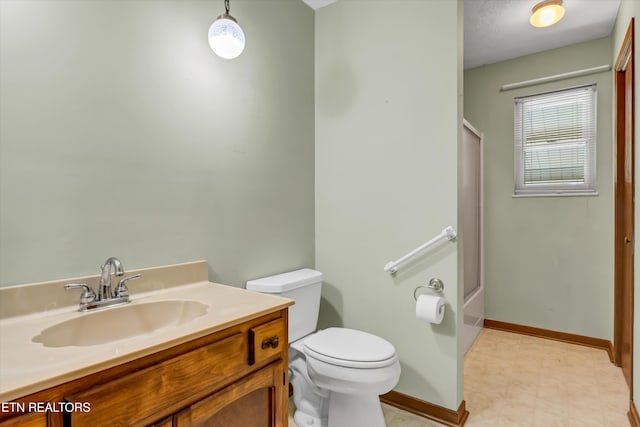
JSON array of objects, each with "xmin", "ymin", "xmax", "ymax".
[{"xmin": 462, "ymin": 119, "xmax": 484, "ymax": 355}]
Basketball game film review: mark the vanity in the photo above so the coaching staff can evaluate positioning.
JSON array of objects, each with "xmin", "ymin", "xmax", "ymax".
[{"xmin": 0, "ymin": 261, "xmax": 293, "ymax": 427}]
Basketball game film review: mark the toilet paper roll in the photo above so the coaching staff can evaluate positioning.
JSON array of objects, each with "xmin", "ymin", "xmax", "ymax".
[{"xmin": 416, "ymin": 294, "xmax": 445, "ymax": 324}]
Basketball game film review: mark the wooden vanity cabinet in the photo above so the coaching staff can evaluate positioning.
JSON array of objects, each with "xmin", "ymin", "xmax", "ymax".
[
  {"xmin": 0, "ymin": 309, "xmax": 288, "ymax": 427},
  {"xmin": 0, "ymin": 413, "xmax": 46, "ymax": 427}
]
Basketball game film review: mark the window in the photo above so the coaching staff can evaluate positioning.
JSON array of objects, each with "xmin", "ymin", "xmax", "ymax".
[{"xmin": 514, "ymin": 84, "xmax": 597, "ymax": 196}]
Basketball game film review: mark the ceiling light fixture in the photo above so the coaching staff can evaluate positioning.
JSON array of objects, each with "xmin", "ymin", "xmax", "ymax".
[
  {"xmin": 208, "ymin": 0, "xmax": 245, "ymax": 59},
  {"xmin": 529, "ymin": 0, "xmax": 565, "ymax": 28}
]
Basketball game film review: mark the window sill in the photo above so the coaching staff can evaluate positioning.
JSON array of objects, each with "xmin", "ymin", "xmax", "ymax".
[{"xmin": 512, "ymin": 191, "xmax": 599, "ymax": 198}]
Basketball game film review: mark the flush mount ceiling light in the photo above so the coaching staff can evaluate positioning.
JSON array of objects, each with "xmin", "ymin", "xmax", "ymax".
[
  {"xmin": 208, "ymin": 0, "xmax": 245, "ymax": 59},
  {"xmin": 529, "ymin": 0, "xmax": 565, "ymax": 28}
]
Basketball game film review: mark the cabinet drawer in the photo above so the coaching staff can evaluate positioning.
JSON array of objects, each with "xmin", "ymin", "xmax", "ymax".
[
  {"xmin": 66, "ymin": 332, "xmax": 245, "ymax": 426},
  {"xmin": 249, "ymin": 318, "xmax": 286, "ymax": 366}
]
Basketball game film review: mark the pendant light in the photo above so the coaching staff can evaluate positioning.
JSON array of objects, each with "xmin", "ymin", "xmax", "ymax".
[
  {"xmin": 208, "ymin": 0, "xmax": 245, "ymax": 59},
  {"xmin": 529, "ymin": 0, "xmax": 565, "ymax": 28}
]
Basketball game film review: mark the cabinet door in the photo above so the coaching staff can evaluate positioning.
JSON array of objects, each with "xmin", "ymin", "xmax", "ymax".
[
  {"xmin": 0, "ymin": 412, "xmax": 46, "ymax": 427},
  {"xmin": 174, "ymin": 360, "xmax": 287, "ymax": 427},
  {"xmin": 151, "ymin": 417, "xmax": 172, "ymax": 427}
]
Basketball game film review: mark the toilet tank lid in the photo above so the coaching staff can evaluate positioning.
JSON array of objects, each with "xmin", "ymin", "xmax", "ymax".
[{"xmin": 246, "ymin": 268, "xmax": 322, "ymax": 293}]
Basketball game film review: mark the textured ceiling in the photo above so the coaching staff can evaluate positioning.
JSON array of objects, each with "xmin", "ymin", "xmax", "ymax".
[
  {"xmin": 301, "ymin": 0, "xmax": 621, "ymax": 70},
  {"xmin": 464, "ymin": 0, "xmax": 621, "ymax": 69}
]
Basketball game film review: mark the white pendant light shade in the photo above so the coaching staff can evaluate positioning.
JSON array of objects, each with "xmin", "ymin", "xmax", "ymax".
[
  {"xmin": 530, "ymin": 0, "xmax": 565, "ymax": 28},
  {"xmin": 208, "ymin": 1, "xmax": 245, "ymax": 59}
]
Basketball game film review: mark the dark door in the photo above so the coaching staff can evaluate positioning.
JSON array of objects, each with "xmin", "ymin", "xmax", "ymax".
[{"xmin": 615, "ymin": 18, "xmax": 635, "ymax": 389}]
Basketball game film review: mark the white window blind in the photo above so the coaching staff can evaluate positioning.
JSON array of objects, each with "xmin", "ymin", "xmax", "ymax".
[{"xmin": 514, "ymin": 84, "xmax": 597, "ymax": 196}]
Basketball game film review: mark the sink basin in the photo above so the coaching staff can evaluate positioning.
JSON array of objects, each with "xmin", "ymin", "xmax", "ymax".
[{"xmin": 32, "ymin": 300, "xmax": 208, "ymax": 347}]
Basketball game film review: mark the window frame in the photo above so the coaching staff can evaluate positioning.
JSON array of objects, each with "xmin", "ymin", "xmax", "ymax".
[{"xmin": 513, "ymin": 84, "xmax": 598, "ymax": 197}]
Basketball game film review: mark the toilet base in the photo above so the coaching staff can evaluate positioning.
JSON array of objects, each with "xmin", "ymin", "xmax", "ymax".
[
  {"xmin": 294, "ymin": 410, "xmax": 327, "ymax": 427},
  {"xmin": 327, "ymin": 391, "xmax": 386, "ymax": 427}
]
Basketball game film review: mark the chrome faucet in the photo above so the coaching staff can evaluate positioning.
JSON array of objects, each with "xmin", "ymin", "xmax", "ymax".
[
  {"xmin": 65, "ymin": 257, "xmax": 141, "ymax": 311},
  {"xmin": 98, "ymin": 257, "xmax": 124, "ymax": 300}
]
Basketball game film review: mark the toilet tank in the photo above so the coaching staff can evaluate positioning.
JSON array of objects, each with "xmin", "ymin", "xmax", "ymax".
[{"xmin": 246, "ymin": 269, "xmax": 322, "ymax": 343}]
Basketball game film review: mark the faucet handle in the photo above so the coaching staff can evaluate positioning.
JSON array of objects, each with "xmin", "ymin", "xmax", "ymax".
[
  {"xmin": 65, "ymin": 283, "xmax": 96, "ymax": 304},
  {"xmin": 115, "ymin": 274, "xmax": 141, "ymax": 298}
]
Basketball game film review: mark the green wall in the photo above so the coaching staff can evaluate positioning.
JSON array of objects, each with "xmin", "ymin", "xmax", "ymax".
[
  {"xmin": 0, "ymin": 0, "xmax": 315, "ymax": 287},
  {"xmin": 315, "ymin": 0, "xmax": 464, "ymax": 410},
  {"xmin": 612, "ymin": 0, "xmax": 640, "ymax": 408},
  {"xmin": 465, "ymin": 37, "xmax": 614, "ymax": 340}
]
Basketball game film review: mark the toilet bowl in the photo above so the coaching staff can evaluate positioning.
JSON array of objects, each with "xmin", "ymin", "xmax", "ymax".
[
  {"xmin": 246, "ymin": 269, "xmax": 401, "ymax": 427},
  {"xmin": 303, "ymin": 328, "xmax": 401, "ymax": 427}
]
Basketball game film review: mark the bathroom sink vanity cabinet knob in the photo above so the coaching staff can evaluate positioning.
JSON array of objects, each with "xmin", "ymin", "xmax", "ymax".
[{"xmin": 0, "ymin": 310, "xmax": 289, "ymax": 427}]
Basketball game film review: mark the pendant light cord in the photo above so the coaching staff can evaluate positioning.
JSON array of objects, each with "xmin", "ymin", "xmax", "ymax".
[{"xmin": 225, "ymin": 0, "xmax": 230, "ymax": 14}]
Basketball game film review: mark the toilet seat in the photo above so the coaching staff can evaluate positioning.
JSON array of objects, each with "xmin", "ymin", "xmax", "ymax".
[{"xmin": 303, "ymin": 327, "xmax": 397, "ymax": 369}]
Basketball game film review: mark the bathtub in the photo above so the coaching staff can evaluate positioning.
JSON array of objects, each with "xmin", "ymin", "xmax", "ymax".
[{"xmin": 463, "ymin": 284, "xmax": 484, "ymax": 355}]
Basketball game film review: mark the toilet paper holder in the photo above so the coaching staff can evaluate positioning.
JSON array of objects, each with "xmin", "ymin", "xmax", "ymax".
[{"xmin": 414, "ymin": 278, "xmax": 444, "ymax": 301}]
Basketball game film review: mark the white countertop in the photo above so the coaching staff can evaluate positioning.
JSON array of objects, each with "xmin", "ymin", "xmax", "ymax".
[{"xmin": 0, "ymin": 263, "xmax": 292, "ymax": 402}]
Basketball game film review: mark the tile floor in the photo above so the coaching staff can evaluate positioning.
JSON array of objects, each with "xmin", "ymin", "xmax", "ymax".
[
  {"xmin": 288, "ymin": 400, "xmax": 444, "ymax": 427},
  {"xmin": 288, "ymin": 328, "xmax": 630, "ymax": 426},
  {"xmin": 464, "ymin": 328, "xmax": 629, "ymax": 427}
]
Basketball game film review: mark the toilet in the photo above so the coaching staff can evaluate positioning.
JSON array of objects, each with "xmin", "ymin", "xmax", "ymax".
[{"xmin": 246, "ymin": 269, "xmax": 400, "ymax": 427}]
